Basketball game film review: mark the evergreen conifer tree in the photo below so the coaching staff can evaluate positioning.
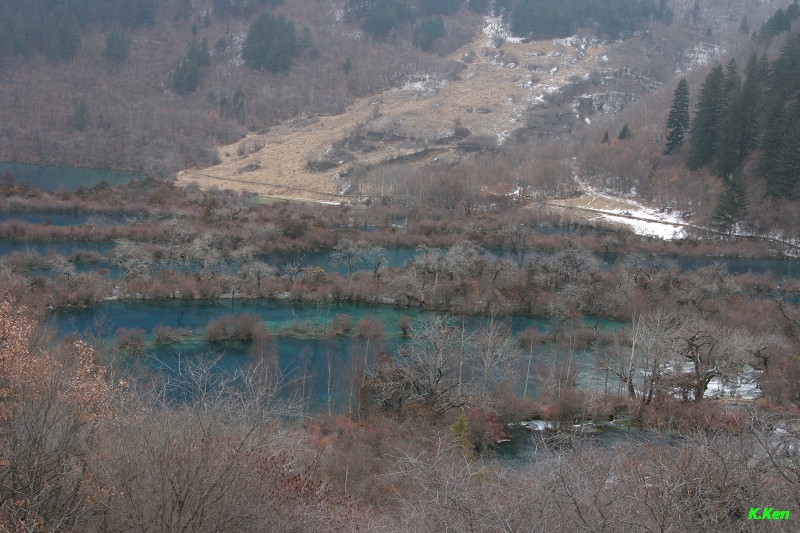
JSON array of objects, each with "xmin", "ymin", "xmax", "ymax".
[
  {"xmin": 618, "ymin": 123, "xmax": 631, "ymax": 140},
  {"xmin": 103, "ymin": 29, "xmax": 131, "ymax": 64},
  {"xmin": 172, "ymin": 57, "xmax": 199, "ymax": 95},
  {"xmin": 664, "ymin": 77, "xmax": 690, "ymax": 155},
  {"xmin": 687, "ymin": 64, "xmax": 725, "ymax": 170},
  {"xmin": 12, "ymin": 12, "xmax": 27, "ymax": 55},
  {"xmin": 242, "ymin": 12, "xmax": 296, "ymax": 72},
  {"xmin": 722, "ymin": 58, "xmax": 741, "ymax": 95},
  {"xmin": 601, "ymin": 130, "xmax": 610, "ymax": 144},
  {"xmin": 175, "ymin": 0, "xmax": 193, "ymax": 21},
  {"xmin": 72, "ymin": 99, "xmax": 88, "ymax": 131},
  {"xmin": 691, "ymin": 0, "xmax": 701, "ymax": 24},
  {"xmin": 764, "ymin": 101, "xmax": 800, "ymax": 198},
  {"xmin": 713, "ymin": 169, "xmax": 749, "ymax": 231}
]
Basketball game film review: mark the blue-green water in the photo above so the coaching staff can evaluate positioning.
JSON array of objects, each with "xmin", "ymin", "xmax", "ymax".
[
  {"xmin": 0, "ymin": 163, "xmax": 136, "ymax": 191},
  {"xmin": 51, "ymin": 300, "xmax": 602, "ymax": 410},
  {"xmin": 0, "ymin": 239, "xmax": 116, "ymax": 257},
  {"xmin": 0, "ymin": 211, "xmax": 130, "ymax": 226}
]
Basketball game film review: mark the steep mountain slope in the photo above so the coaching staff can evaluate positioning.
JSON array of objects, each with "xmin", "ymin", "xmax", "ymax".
[{"xmin": 178, "ymin": 26, "xmax": 628, "ymax": 199}]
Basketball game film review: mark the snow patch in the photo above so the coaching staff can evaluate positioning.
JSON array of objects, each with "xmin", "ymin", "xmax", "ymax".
[
  {"xmin": 230, "ymin": 32, "xmax": 246, "ymax": 67},
  {"xmin": 578, "ymin": 185, "xmax": 688, "ymax": 240},
  {"xmin": 482, "ymin": 16, "xmax": 523, "ymax": 45},
  {"xmin": 395, "ymin": 73, "xmax": 445, "ymax": 94}
]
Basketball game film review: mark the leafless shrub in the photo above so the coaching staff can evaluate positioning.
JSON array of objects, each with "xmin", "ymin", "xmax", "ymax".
[{"xmin": 115, "ymin": 327, "xmax": 145, "ymax": 354}]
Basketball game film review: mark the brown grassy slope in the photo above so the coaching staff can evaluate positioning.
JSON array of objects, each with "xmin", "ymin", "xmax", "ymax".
[{"xmin": 178, "ymin": 33, "xmax": 620, "ymax": 200}]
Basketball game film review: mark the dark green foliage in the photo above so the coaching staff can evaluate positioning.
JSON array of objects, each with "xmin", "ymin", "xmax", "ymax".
[
  {"xmin": 11, "ymin": 11, "xmax": 27, "ymax": 55},
  {"xmin": 299, "ymin": 26, "xmax": 313, "ymax": 49},
  {"xmin": 664, "ymin": 77, "xmax": 690, "ymax": 155},
  {"xmin": 242, "ymin": 11, "xmax": 297, "ymax": 73},
  {"xmin": 215, "ymin": 37, "xmax": 227, "ymax": 51},
  {"xmin": 103, "ymin": 29, "xmax": 131, "ymax": 64},
  {"xmin": 467, "ymin": 0, "xmax": 490, "ymax": 14},
  {"xmin": 713, "ymin": 169, "xmax": 749, "ymax": 231},
  {"xmin": 509, "ymin": 0, "xmax": 663, "ymax": 40},
  {"xmin": 172, "ymin": 39, "xmax": 212, "ymax": 96},
  {"xmin": 757, "ymin": 2, "xmax": 800, "ymax": 41},
  {"xmin": 762, "ymin": 100, "xmax": 800, "ymax": 198},
  {"xmin": 0, "ymin": 21, "xmax": 10, "ymax": 58},
  {"xmin": 172, "ymin": 56, "xmax": 199, "ymax": 95},
  {"xmin": 175, "ymin": 0, "xmax": 192, "ymax": 21},
  {"xmin": 739, "ymin": 16, "xmax": 749, "ymax": 34},
  {"xmin": 343, "ymin": 58, "xmax": 352, "ymax": 74},
  {"xmin": 687, "ymin": 65, "xmax": 725, "ymax": 171},
  {"xmin": 413, "ymin": 16, "xmax": 445, "ymax": 51},
  {"xmin": 72, "ymin": 99, "xmax": 88, "ymax": 132},
  {"xmin": 682, "ymin": 15, "xmax": 800, "ymax": 200},
  {"xmin": 618, "ymin": 123, "xmax": 631, "ymax": 140},
  {"xmin": 722, "ymin": 59, "xmax": 741, "ymax": 95},
  {"xmin": 188, "ymin": 38, "xmax": 211, "ymax": 67},
  {"xmin": 297, "ymin": 26, "xmax": 319, "ymax": 59},
  {"xmin": 0, "ymin": 0, "xmax": 155, "ymax": 59},
  {"xmin": 601, "ymin": 130, "xmax": 610, "ymax": 144},
  {"xmin": 714, "ymin": 55, "xmax": 763, "ymax": 178},
  {"xmin": 45, "ymin": 9, "xmax": 81, "ymax": 62},
  {"xmin": 656, "ymin": 0, "xmax": 673, "ymax": 24},
  {"xmin": 420, "ymin": 0, "xmax": 461, "ymax": 16},
  {"xmin": 361, "ymin": 0, "xmax": 415, "ymax": 39},
  {"xmin": 760, "ymin": 33, "xmax": 800, "ymax": 197},
  {"xmin": 691, "ymin": 0, "xmax": 700, "ymax": 24}
]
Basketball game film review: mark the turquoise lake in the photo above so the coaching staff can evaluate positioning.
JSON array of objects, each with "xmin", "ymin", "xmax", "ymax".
[{"xmin": 0, "ymin": 163, "xmax": 136, "ymax": 191}]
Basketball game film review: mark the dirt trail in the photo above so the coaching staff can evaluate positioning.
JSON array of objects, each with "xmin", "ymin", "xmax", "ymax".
[{"xmin": 177, "ymin": 28, "xmax": 617, "ymax": 201}]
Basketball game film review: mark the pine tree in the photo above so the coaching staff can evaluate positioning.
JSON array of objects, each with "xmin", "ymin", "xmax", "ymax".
[
  {"xmin": 713, "ymin": 169, "xmax": 749, "ymax": 231},
  {"xmin": 172, "ymin": 57, "xmax": 199, "ymax": 95},
  {"xmin": 722, "ymin": 58, "xmax": 741, "ymax": 96},
  {"xmin": 618, "ymin": 123, "xmax": 631, "ymax": 140},
  {"xmin": 242, "ymin": 12, "xmax": 296, "ymax": 72},
  {"xmin": 691, "ymin": 0, "xmax": 701, "ymax": 25},
  {"xmin": 664, "ymin": 77, "xmax": 690, "ymax": 155},
  {"xmin": 0, "ymin": 20, "xmax": 10, "ymax": 58},
  {"xmin": 187, "ymin": 38, "xmax": 211, "ymax": 67},
  {"xmin": 12, "ymin": 11, "xmax": 27, "ymax": 55},
  {"xmin": 739, "ymin": 16, "xmax": 749, "ymax": 34},
  {"xmin": 413, "ymin": 16, "xmax": 445, "ymax": 51},
  {"xmin": 72, "ymin": 99, "xmax": 88, "ymax": 131},
  {"xmin": 103, "ymin": 29, "xmax": 131, "ymax": 64},
  {"xmin": 687, "ymin": 64, "xmax": 725, "ymax": 170},
  {"xmin": 713, "ymin": 60, "xmax": 745, "ymax": 177},
  {"xmin": 601, "ymin": 130, "xmax": 610, "ymax": 144},
  {"xmin": 765, "ymin": 102, "xmax": 800, "ymax": 198},
  {"xmin": 175, "ymin": 0, "xmax": 192, "ymax": 21}
]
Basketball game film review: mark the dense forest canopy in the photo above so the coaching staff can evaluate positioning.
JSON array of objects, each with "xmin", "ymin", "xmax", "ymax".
[
  {"xmin": 681, "ymin": 27, "xmax": 800, "ymax": 228},
  {"xmin": 0, "ymin": 0, "xmax": 156, "ymax": 60},
  {"xmin": 242, "ymin": 11, "xmax": 296, "ymax": 72},
  {"xmin": 507, "ymin": 0, "xmax": 672, "ymax": 39}
]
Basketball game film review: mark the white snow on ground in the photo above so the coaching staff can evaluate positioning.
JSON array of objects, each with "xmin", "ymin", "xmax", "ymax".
[
  {"xmin": 482, "ymin": 16, "xmax": 523, "ymax": 45},
  {"xmin": 578, "ymin": 187, "xmax": 688, "ymax": 240},
  {"xmin": 676, "ymin": 364, "xmax": 762, "ymax": 400},
  {"xmin": 395, "ymin": 73, "xmax": 445, "ymax": 93},
  {"xmin": 602, "ymin": 213, "xmax": 686, "ymax": 240},
  {"xmin": 520, "ymin": 420, "xmax": 553, "ymax": 431}
]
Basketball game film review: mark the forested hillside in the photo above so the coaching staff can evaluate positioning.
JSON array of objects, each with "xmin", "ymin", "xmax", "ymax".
[
  {"xmin": 1, "ymin": 0, "xmax": 799, "ymax": 239},
  {"xmin": 0, "ymin": 0, "xmax": 479, "ymax": 176}
]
